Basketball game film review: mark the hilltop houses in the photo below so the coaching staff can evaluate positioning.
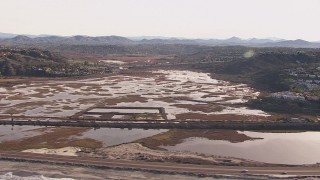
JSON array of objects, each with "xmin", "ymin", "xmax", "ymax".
[{"xmin": 270, "ymin": 91, "xmax": 305, "ymax": 101}]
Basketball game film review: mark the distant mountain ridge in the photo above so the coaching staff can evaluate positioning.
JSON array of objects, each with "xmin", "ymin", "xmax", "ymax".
[
  {"xmin": 0, "ymin": 32, "xmax": 18, "ymax": 39},
  {"xmin": 0, "ymin": 34, "xmax": 133, "ymax": 45},
  {"xmin": 265, "ymin": 39, "xmax": 316, "ymax": 48},
  {"xmin": 0, "ymin": 33, "xmax": 320, "ymax": 48}
]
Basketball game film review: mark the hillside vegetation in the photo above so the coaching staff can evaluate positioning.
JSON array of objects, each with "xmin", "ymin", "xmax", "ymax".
[
  {"xmin": 0, "ymin": 47, "xmax": 112, "ymax": 77},
  {"xmin": 200, "ymin": 51, "xmax": 320, "ymax": 92},
  {"xmin": 0, "ymin": 47, "xmax": 65, "ymax": 76},
  {"xmin": 219, "ymin": 52, "xmax": 320, "ymax": 117}
]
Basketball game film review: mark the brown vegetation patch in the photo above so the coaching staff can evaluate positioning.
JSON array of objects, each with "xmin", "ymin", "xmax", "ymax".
[
  {"xmin": 45, "ymin": 110, "xmax": 64, "ymax": 114},
  {"xmin": 99, "ymin": 95, "xmax": 148, "ymax": 105},
  {"xmin": 120, "ymin": 70, "xmax": 161, "ymax": 78},
  {"xmin": 49, "ymin": 86, "xmax": 65, "ymax": 93},
  {"xmin": 154, "ymin": 97, "xmax": 176, "ymax": 103},
  {"xmin": 29, "ymin": 93, "xmax": 47, "ymax": 98},
  {"xmin": 136, "ymin": 129, "xmax": 260, "ymax": 150},
  {"xmin": 114, "ymin": 93, "xmax": 129, "ymax": 95},
  {"xmin": 13, "ymin": 101, "xmax": 53, "ymax": 108},
  {"xmin": 78, "ymin": 98, "xmax": 103, "ymax": 105},
  {"xmin": 3, "ymin": 108, "xmax": 26, "ymax": 115},
  {"xmin": 0, "ymin": 102, "xmax": 9, "ymax": 106},
  {"xmin": 154, "ymin": 75, "xmax": 178, "ymax": 83},
  {"xmin": 162, "ymin": 89, "xmax": 174, "ymax": 93},
  {"xmin": 213, "ymin": 97, "xmax": 243, "ymax": 103},
  {"xmin": 134, "ymin": 113, "xmax": 163, "ymax": 120},
  {"xmin": 0, "ymin": 95, "xmax": 7, "ymax": 101},
  {"xmin": 100, "ymin": 114, "xmax": 114, "ymax": 119},
  {"xmin": 81, "ymin": 85, "xmax": 104, "ymax": 92},
  {"xmin": 82, "ymin": 92, "xmax": 112, "ymax": 97},
  {"xmin": 6, "ymin": 94, "xmax": 30, "ymax": 101},
  {"xmin": 64, "ymin": 83, "xmax": 87, "ymax": 89},
  {"xmin": 62, "ymin": 105, "xmax": 74, "ymax": 110},
  {"xmin": 32, "ymin": 88, "xmax": 51, "ymax": 95},
  {"xmin": 0, "ymin": 78, "xmax": 31, "ymax": 88},
  {"xmin": 0, "ymin": 127, "xmax": 102, "ymax": 151},
  {"xmin": 144, "ymin": 93, "xmax": 158, "ymax": 96},
  {"xmin": 181, "ymin": 85, "xmax": 194, "ymax": 89},
  {"xmin": 173, "ymin": 104, "xmax": 225, "ymax": 113},
  {"xmin": 201, "ymin": 94, "xmax": 221, "ymax": 99},
  {"xmin": 173, "ymin": 91, "xmax": 191, "ymax": 95}
]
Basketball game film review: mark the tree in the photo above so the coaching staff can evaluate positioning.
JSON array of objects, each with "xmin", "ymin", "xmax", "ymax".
[
  {"xmin": 1, "ymin": 60, "xmax": 16, "ymax": 76},
  {"xmin": 16, "ymin": 65, "xmax": 26, "ymax": 75}
]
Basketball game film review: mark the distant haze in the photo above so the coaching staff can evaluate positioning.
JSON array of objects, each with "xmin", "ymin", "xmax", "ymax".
[{"xmin": 0, "ymin": 0, "xmax": 319, "ymax": 41}]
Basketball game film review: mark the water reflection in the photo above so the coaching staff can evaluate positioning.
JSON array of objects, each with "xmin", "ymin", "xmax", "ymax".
[
  {"xmin": 75, "ymin": 128, "xmax": 168, "ymax": 146},
  {"xmin": 0, "ymin": 125, "xmax": 168, "ymax": 148},
  {"xmin": 0, "ymin": 125, "xmax": 43, "ymax": 142},
  {"xmin": 162, "ymin": 131, "xmax": 320, "ymax": 165},
  {"xmin": 2, "ymin": 125, "xmax": 320, "ymax": 165}
]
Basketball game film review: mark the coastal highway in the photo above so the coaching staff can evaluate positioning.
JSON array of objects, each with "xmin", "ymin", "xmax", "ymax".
[{"xmin": 1, "ymin": 151, "xmax": 320, "ymax": 177}]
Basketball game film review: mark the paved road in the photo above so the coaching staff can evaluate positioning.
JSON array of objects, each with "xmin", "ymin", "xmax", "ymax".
[{"xmin": 0, "ymin": 151, "xmax": 320, "ymax": 177}]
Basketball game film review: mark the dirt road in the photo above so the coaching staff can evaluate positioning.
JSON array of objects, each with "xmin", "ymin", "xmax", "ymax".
[{"xmin": 0, "ymin": 151, "xmax": 320, "ymax": 177}]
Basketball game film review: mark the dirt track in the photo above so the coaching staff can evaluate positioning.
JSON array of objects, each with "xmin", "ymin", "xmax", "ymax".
[{"xmin": 1, "ymin": 151, "xmax": 320, "ymax": 177}]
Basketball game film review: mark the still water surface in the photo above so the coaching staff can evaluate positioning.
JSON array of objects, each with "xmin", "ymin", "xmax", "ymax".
[
  {"xmin": 0, "ymin": 125, "xmax": 167, "ymax": 147},
  {"xmin": 76, "ymin": 128, "xmax": 168, "ymax": 146},
  {"xmin": 1, "ymin": 125, "xmax": 320, "ymax": 165},
  {"xmin": 163, "ymin": 131, "xmax": 320, "ymax": 165}
]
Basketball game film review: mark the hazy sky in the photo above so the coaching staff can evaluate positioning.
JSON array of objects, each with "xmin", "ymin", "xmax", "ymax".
[{"xmin": 0, "ymin": 0, "xmax": 319, "ymax": 41}]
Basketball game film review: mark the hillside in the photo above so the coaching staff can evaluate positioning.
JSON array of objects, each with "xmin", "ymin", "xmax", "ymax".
[
  {"xmin": 195, "ymin": 51, "xmax": 320, "ymax": 117},
  {"xmin": 0, "ymin": 47, "xmax": 65, "ymax": 76},
  {"xmin": 1, "ymin": 34, "xmax": 320, "ymax": 48},
  {"xmin": 212, "ymin": 51, "xmax": 319, "ymax": 91},
  {"xmin": 0, "ymin": 35, "xmax": 134, "ymax": 46}
]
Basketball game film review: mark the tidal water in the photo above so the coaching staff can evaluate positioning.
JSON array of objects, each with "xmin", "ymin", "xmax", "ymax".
[
  {"xmin": 2, "ymin": 125, "xmax": 320, "ymax": 165},
  {"xmin": 162, "ymin": 131, "xmax": 320, "ymax": 165}
]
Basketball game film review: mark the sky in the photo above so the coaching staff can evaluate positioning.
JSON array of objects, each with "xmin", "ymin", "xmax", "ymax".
[{"xmin": 0, "ymin": 0, "xmax": 320, "ymax": 41}]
